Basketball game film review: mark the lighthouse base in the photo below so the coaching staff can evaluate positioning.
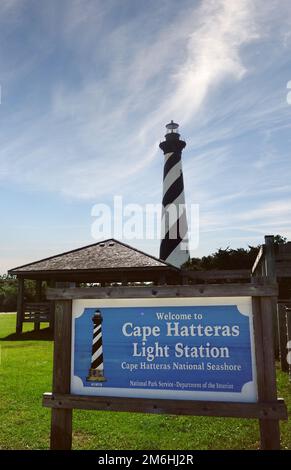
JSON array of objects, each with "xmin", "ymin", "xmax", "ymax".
[{"xmin": 86, "ymin": 368, "xmax": 107, "ymax": 382}]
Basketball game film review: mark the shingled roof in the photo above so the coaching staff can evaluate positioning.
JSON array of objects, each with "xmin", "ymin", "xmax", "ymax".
[{"xmin": 9, "ymin": 239, "xmax": 177, "ymax": 275}]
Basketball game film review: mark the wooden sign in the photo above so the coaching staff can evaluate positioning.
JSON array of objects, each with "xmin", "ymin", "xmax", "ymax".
[
  {"xmin": 71, "ymin": 297, "xmax": 257, "ymax": 403},
  {"xmin": 43, "ymin": 283, "xmax": 287, "ymax": 450}
]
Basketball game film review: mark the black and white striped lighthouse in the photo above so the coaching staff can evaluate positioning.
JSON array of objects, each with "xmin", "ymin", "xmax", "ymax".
[
  {"xmin": 159, "ymin": 121, "xmax": 190, "ymax": 268},
  {"xmin": 87, "ymin": 310, "xmax": 106, "ymax": 382}
]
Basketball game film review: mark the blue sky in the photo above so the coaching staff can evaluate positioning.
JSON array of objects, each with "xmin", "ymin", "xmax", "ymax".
[{"xmin": 1, "ymin": 0, "xmax": 291, "ymax": 273}]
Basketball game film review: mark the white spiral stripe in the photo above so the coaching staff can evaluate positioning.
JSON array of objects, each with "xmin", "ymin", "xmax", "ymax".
[
  {"xmin": 165, "ymin": 242, "xmax": 189, "ymax": 267},
  {"xmin": 161, "ymin": 207, "xmax": 188, "ymax": 238},
  {"xmin": 161, "ymin": 190, "xmax": 187, "ymax": 237},
  {"xmin": 93, "ymin": 331, "xmax": 102, "ymax": 345},
  {"xmin": 163, "ymin": 160, "xmax": 182, "ymax": 195},
  {"xmin": 92, "ymin": 345, "xmax": 103, "ymax": 363},
  {"xmin": 168, "ymin": 211, "xmax": 188, "ymax": 240},
  {"xmin": 164, "ymin": 152, "xmax": 174, "ymax": 162}
]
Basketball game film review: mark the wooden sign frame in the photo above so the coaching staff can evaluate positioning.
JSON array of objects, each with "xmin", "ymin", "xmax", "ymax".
[{"xmin": 43, "ymin": 281, "xmax": 287, "ymax": 451}]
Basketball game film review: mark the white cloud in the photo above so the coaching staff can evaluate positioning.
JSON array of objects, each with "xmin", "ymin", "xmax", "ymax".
[
  {"xmin": 0, "ymin": 0, "xmax": 267, "ymax": 200},
  {"xmin": 237, "ymin": 200, "xmax": 291, "ymax": 222}
]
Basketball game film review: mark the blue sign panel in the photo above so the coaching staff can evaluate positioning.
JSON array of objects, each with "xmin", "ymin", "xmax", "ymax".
[{"xmin": 71, "ymin": 299, "xmax": 257, "ymax": 402}]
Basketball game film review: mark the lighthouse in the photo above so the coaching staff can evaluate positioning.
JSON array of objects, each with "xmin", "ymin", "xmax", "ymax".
[{"xmin": 159, "ymin": 121, "xmax": 190, "ymax": 268}]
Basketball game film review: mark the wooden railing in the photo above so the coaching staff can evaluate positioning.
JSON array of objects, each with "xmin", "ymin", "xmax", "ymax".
[
  {"xmin": 23, "ymin": 302, "xmax": 52, "ymax": 323},
  {"xmin": 181, "ymin": 269, "xmax": 251, "ymax": 282}
]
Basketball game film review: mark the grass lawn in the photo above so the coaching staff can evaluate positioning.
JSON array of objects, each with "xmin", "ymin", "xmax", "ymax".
[{"xmin": 0, "ymin": 313, "xmax": 290, "ymax": 450}]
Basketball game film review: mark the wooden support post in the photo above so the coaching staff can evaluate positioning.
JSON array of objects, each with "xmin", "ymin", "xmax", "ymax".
[
  {"xmin": 254, "ymin": 237, "xmax": 281, "ymax": 449},
  {"xmin": 48, "ymin": 280, "xmax": 55, "ymax": 332},
  {"xmin": 277, "ymin": 303, "xmax": 289, "ymax": 372},
  {"xmin": 50, "ymin": 300, "xmax": 72, "ymax": 450},
  {"xmin": 34, "ymin": 279, "xmax": 42, "ymax": 332},
  {"xmin": 16, "ymin": 277, "xmax": 24, "ymax": 334},
  {"xmin": 255, "ymin": 296, "xmax": 281, "ymax": 449},
  {"xmin": 36, "ymin": 279, "xmax": 42, "ymax": 300},
  {"xmin": 264, "ymin": 235, "xmax": 279, "ymax": 359},
  {"xmin": 49, "ymin": 301, "xmax": 55, "ymax": 333},
  {"xmin": 286, "ymin": 307, "xmax": 291, "ymax": 382}
]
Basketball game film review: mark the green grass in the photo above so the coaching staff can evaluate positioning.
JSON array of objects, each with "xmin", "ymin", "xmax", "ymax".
[{"xmin": 0, "ymin": 313, "xmax": 290, "ymax": 450}]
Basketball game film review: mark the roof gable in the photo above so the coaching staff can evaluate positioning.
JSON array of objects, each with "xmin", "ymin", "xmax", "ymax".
[{"xmin": 9, "ymin": 239, "xmax": 176, "ymax": 274}]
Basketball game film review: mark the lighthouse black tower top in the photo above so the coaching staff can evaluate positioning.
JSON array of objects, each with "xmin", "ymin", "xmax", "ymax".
[{"xmin": 159, "ymin": 121, "xmax": 189, "ymax": 268}]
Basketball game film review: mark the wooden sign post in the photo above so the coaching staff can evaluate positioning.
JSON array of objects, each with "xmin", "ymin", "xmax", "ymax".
[{"xmin": 43, "ymin": 282, "xmax": 287, "ymax": 450}]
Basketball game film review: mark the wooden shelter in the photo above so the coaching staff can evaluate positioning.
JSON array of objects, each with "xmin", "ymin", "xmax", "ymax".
[{"xmin": 8, "ymin": 238, "xmax": 180, "ymax": 333}]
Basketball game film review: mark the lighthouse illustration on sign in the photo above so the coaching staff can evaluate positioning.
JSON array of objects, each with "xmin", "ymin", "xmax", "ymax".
[{"xmin": 87, "ymin": 310, "xmax": 106, "ymax": 382}]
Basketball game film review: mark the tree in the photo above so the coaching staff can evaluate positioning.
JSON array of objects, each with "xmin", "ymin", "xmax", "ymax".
[
  {"xmin": 273, "ymin": 234, "xmax": 287, "ymax": 245},
  {"xmin": 0, "ymin": 275, "xmax": 18, "ymax": 312},
  {"xmin": 0, "ymin": 275, "xmax": 39, "ymax": 312},
  {"xmin": 183, "ymin": 234, "xmax": 288, "ymax": 271}
]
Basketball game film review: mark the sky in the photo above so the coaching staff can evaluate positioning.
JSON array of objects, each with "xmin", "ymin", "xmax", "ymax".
[{"xmin": 1, "ymin": 0, "xmax": 291, "ymax": 273}]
